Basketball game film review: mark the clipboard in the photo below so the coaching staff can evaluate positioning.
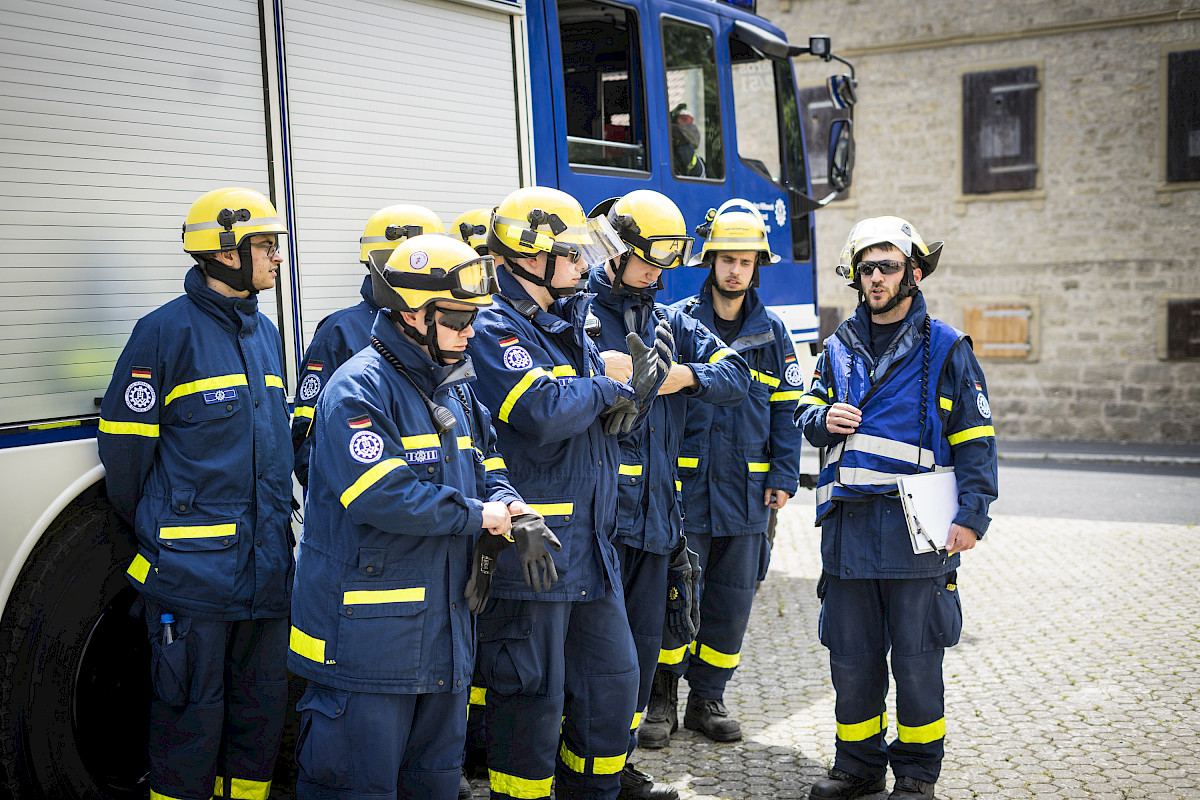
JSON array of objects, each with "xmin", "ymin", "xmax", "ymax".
[{"xmin": 896, "ymin": 469, "xmax": 958, "ymax": 554}]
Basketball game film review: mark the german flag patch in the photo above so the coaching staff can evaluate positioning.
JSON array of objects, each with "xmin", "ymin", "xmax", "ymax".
[
  {"xmin": 307, "ymin": 361, "xmax": 324, "ymax": 372},
  {"xmin": 131, "ymin": 366, "xmax": 152, "ymax": 379},
  {"xmin": 348, "ymin": 414, "xmax": 372, "ymax": 429},
  {"xmin": 499, "ymin": 335, "xmax": 519, "ymax": 347},
  {"xmin": 784, "ymin": 353, "xmax": 796, "ymax": 363}
]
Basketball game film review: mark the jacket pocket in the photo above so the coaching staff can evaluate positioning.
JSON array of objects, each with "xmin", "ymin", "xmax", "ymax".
[
  {"xmin": 334, "ymin": 581, "xmax": 428, "ymax": 681},
  {"xmin": 520, "ymin": 497, "xmax": 576, "ymax": 579},
  {"xmin": 295, "ymin": 685, "xmax": 352, "ymax": 790},
  {"xmin": 477, "ymin": 614, "xmax": 540, "ymax": 696},
  {"xmin": 155, "ymin": 518, "xmax": 240, "ymax": 607}
]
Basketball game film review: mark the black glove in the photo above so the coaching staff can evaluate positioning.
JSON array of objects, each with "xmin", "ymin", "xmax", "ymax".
[
  {"xmin": 601, "ymin": 381, "xmax": 639, "ymax": 435},
  {"xmin": 653, "ymin": 317, "xmax": 674, "ymax": 367},
  {"xmin": 664, "ymin": 536, "xmax": 701, "ymax": 644},
  {"xmin": 510, "ymin": 513, "xmax": 562, "ymax": 592},
  {"xmin": 464, "ymin": 532, "xmax": 512, "ymax": 614},
  {"xmin": 627, "ymin": 330, "xmax": 667, "ymax": 405}
]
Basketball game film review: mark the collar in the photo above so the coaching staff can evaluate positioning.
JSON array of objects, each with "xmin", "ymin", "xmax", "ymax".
[
  {"xmin": 497, "ymin": 268, "xmax": 578, "ymax": 335},
  {"xmin": 587, "ymin": 264, "xmax": 657, "ymax": 314},
  {"xmin": 184, "ymin": 266, "xmax": 259, "ymax": 334},
  {"xmin": 693, "ymin": 287, "xmax": 770, "ymax": 340},
  {"xmin": 369, "ymin": 310, "xmax": 476, "ymax": 397},
  {"xmin": 358, "ymin": 273, "xmax": 382, "ymax": 311}
]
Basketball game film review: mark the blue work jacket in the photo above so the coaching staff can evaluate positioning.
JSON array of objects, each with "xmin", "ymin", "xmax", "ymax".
[
  {"xmin": 467, "ymin": 269, "xmax": 633, "ymax": 601},
  {"xmin": 289, "ymin": 311, "xmax": 520, "ymax": 693},
  {"xmin": 796, "ymin": 293, "xmax": 999, "ymax": 578},
  {"xmin": 98, "ymin": 267, "xmax": 294, "ymax": 620},
  {"xmin": 291, "ymin": 274, "xmax": 381, "ymax": 486},
  {"xmin": 671, "ymin": 287, "xmax": 805, "ymax": 537},
  {"xmin": 587, "ymin": 267, "xmax": 749, "ymax": 554}
]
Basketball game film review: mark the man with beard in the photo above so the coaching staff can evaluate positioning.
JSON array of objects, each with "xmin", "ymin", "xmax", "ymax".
[{"xmin": 795, "ymin": 217, "xmax": 997, "ymax": 800}]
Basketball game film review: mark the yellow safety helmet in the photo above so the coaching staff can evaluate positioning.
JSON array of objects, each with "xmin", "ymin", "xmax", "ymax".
[
  {"xmin": 835, "ymin": 216, "xmax": 943, "ymax": 284},
  {"xmin": 372, "ymin": 234, "xmax": 499, "ymax": 314},
  {"xmin": 182, "ymin": 187, "xmax": 287, "ymax": 254},
  {"xmin": 451, "ymin": 208, "xmax": 492, "ymax": 256},
  {"xmin": 688, "ymin": 199, "xmax": 780, "ymax": 268},
  {"xmin": 488, "ymin": 186, "xmax": 625, "ymax": 268},
  {"xmin": 591, "ymin": 190, "xmax": 693, "ymax": 270},
  {"xmin": 360, "ymin": 204, "xmax": 446, "ymax": 266}
]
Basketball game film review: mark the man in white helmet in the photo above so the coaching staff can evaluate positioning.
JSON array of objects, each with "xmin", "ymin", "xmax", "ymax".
[{"xmin": 796, "ymin": 217, "xmax": 998, "ymax": 800}]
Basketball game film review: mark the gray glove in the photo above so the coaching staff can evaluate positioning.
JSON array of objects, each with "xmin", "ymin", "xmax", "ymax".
[
  {"xmin": 653, "ymin": 318, "xmax": 674, "ymax": 367},
  {"xmin": 626, "ymin": 323, "xmax": 673, "ymax": 405},
  {"xmin": 601, "ymin": 380, "xmax": 639, "ymax": 435},
  {"xmin": 510, "ymin": 514, "xmax": 562, "ymax": 591}
]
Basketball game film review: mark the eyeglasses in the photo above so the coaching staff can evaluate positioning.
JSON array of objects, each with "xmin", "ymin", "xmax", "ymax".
[
  {"xmin": 856, "ymin": 260, "xmax": 907, "ymax": 277},
  {"xmin": 433, "ymin": 306, "xmax": 478, "ymax": 332},
  {"xmin": 251, "ymin": 241, "xmax": 280, "ymax": 258}
]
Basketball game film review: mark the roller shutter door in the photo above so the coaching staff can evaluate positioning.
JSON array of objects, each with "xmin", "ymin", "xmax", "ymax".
[
  {"xmin": 282, "ymin": 0, "xmax": 524, "ymax": 338},
  {"xmin": 0, "ymin": 0, "xmax": 273, "ymax": 425}
]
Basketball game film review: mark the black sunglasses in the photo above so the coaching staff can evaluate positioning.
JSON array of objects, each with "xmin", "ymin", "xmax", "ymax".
[
  {"xmin": 433, "ymin": 307, "xmax": 478, "ymax": 332},
  {"xmin": 857, "ymin": 260, "xmax": 908, "ymax": 277}
]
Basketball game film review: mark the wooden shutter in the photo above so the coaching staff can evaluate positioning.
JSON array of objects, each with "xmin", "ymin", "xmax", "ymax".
[
  {"xmin": 962, "ymin": 302, "xmax": 1033, "ymax": 359},
  {"xmin": 962, "ymin": 67, "xmax": 1039, "ymax": 194},
  {"xmin": 1166, "ymin": 50, "xmax": 1200, "ymax": 183}
]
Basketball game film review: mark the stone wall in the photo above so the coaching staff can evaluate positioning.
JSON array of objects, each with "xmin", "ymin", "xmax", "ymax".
[{"xmin": 762, "ymin": 0, "xmax": 1200, "ymax": 443}]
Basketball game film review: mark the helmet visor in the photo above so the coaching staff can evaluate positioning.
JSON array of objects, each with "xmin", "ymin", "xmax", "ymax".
[{"xmin": 558, "ymin": 215, "xmax": 628, "ymax": 269}]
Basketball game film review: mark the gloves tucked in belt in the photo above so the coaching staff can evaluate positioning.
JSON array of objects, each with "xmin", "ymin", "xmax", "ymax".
[
  {"xmin": 465, "ymin": 533, "xmax": 511, "ymax": 614},
  {"xmin": 664, "ymin": 535, "xmax": 701, "ymax": 644},
  {"xmin": 510, "ymin": 513, "xmax": 562, "ymax": 592}
]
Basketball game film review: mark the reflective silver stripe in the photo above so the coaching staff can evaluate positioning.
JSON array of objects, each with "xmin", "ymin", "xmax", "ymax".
[
  {"xmin": 840, "ymin": 433, "xmax": 934, "ymax": 468},
  {"xmin": 183, "ymin": 216, "xmax": 283, "ymax": 232},
  {"xmin": 816, "ymin": 481, "xmax": 833, "ymax": 506},
  {"xmin": 708, "ymin": 235, "xmax": 767, "ymax": 245},
  {"xmin": 838, "ymin": 466, "xmax": 904, "ymax": 486}
]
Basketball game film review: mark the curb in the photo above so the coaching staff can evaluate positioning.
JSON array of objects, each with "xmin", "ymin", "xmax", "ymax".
[{"xmin": 999, "ymin": 450, "xmax": 1200, "ymax": 467}]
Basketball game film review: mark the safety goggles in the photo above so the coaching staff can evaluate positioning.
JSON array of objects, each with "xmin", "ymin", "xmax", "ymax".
[
  {"xmin": 493, "ymin": 213, "xmax": 628, "ymax": 269},
  {"xmin": 385, "ymin": 255, "xmax": 501, "ymax": 299},
  {"xmin": 627, "ymin": 233, "xmax": 694, "ymax": 269},
  {"xmin": 432, "ymin": 306, "xmax": 479, "ymax": 331},
  {"xmin": 856, "ymin": 260, "xmax": 907, "ymax": 277}
]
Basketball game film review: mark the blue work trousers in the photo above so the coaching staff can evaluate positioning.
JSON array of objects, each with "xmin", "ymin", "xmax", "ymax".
[
  {"xmin": 659, "ymin": 532, "xmax": 769, "ymax": 699},
  {"xmin": 295, "ymin": 682, "xmax": 467, "ymax": 800},
  {"xmin": 615, "ymin": 543, "xmax": 670, "ymax": 756},
  {"xmin": 818, "ymin": 572, "xmax": 962, "ymax": 783},
  {"xmin": 143, "ymin": 599, "xmax": 288, "ymax": 800},
  {"xmin": 477, "ymin": 592, "xmax": 638, "ymax": 800}
]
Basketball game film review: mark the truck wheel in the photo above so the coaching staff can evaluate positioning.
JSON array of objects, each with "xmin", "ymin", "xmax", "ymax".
[{"xmin": 0, "ymin": 487, "xmax": 151, "ymax": 799}]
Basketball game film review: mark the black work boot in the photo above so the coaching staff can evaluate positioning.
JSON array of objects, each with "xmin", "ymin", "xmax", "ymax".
[
  {"xmin": 682, "ymin": 692, "xmax": 742, "ymax": 742},
  {"xmin": 808, "ymin": 767, "xmax": 886, "ymax": 799},
  {"xmin": 617, "ymin": 763, "xmax": 680, "ymax": 800},
  {"xmin": 458, "ymin": 767, "xmax": 474, "ymax": 800},
  {"xmin": 637, "ymin": 670, "xmax": 678, "ymax": 749},
  {"xmin": 889, "ymin": 776, "xmax": 935, "ymax": 799}
]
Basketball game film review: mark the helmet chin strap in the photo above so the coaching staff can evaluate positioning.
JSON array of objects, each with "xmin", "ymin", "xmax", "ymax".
[
  {"xmin": 394, "ymin": 308, "xmax": 462, "ymax": 366},
  {"xmin": 857, "ymin": 263, "xmax": 919, "ymax": 314},
  {"xmin": 707, "ymin": 266, "xmax": 751, "ymax": 299},
  {"xmin": 196, "ymin": 239, "xmax": 256, "ymax": 294},
  {"xmin": 506, "ymin": 254, "xmax": 576, "ymax": 299}
]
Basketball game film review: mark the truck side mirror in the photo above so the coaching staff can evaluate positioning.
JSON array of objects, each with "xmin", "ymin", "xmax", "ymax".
[
  {"xmin": 826, "ymin": 74, "xmax": 856, "ymax": 110},
  {"xmin": 828, "ymin": 118, "xmax": 855, "ymax": 193}
]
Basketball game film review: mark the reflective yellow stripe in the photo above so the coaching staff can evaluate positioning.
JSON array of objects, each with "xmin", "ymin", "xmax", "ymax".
[
  {"xmin": 99, "ymin": 418, "xmax": 160, "ymax": 438},
  {"xmin": 529, "ymin": 502, "xmax": 573, "ymax": 517},
  {"xmin": 558, "ymin": 742, "xmax": 586, "ymax": 773},
  {"xmin": 898, "ymin": 716, "xmax": 946, "ymax": 744},
  {"xmin": 750, "ymin": 369, "xmax": 780, "ymax": 388},
  {"xmin": 401, "ymin": 433, "xmax": 441, "ymax": 449},
  {"xmin": 658, "ymin": 644, "xmax": 688, "ymax": 665},
  {"xmin": 489, "ymin": 769, "xmax": 552, "ymax": 799},
  {"xmin": 770, "ymin": 390, "xmax": 803, "ymax": 402},
  {"xmin": 826, "ymin": 387, "xmax": 835, "ymax": 399},
  {"xmin": 630, "ymin": 711, "xmax": 642, "ymax": 730},
  {"xmin": 675, "ymin": 480, "xmax": 682, "ymax": 491},
  {"xmin": 223, "ymin": 776, "xmax": 272, "ymax": 800},
  {"xmin": 837, "ymin": 711, "xmax": 888, "ymax": 742},
  {"xmin": 747, "ymin": 462, "xmax": 770, "ymax": 473},
  {"xmin": 150, "ymin": 791, "xmax": 190, "ymax": 800},
  {"xmin": 457, "ymin": 435, "xmax": 473, "ymax": 450},
  {"xmin": 593, "ymin": 752, "xmax": 626, "ymax": 775},
  {"xmin": 483, "ymin": 456, "xmax": 507, "ymax": 471},
  {"xmin": 618, "ymin": 464, "xmax": 643, "ymax": 476},
  {"xmin": 265, "ymin": 375, "xmax": 284, "ymax": 390},
  {"xmin": 947, "ymin": 424, "xmax": 995, "ymax": 446},
  {"xmin": 289, "ymin": 625, "xmax": 326, "ymax": 664},
  {"xmin": 499, "ymin": 367, "xmax": 550, "ymax": 423},
  {"xmin": 798, "ymin": 394, "xmax": 829, "ymax": 406},
  {"xmin": 164, "ymin": 373, "xmax": 248, "ymax": 406},
  {"xmin": 470, "ymin": 686, "xmax": 487, "ymax": 706},
  {"xmin": 292, "ymin": 405, "xmax": 315, "ymax": 419},
  {"xmin": 939, "ymin": 397, "xmax": 953, "ymax": 411},
  {"xmin": 340, "ymin": 458, "xmax": 404, "ymax": 507},
  {"xmin": 708, "ymin": 347, "xmax": 736, "ymax": 363},
  {"xmin": 214, "ymin": 777, "xmax": 224, "ymax": 798},
  {"xmin": 342, "ymin": 587, "xmax": 425, "ymax": 605},
  {"xmin": 695, "ymin": 642, "xmax": 740, "ymax": 668},
  {"xmin": 127, "ymin": 553, "xmax": 151, "ymax": 584},
  {"xmin": 551, "ymin": 365, "xmax": 578, "ymax": 378},
  {"xmin": 677, "ymin": 456, "xmax": 699, "ymax": 469},
  {"xmin": 160, "ymin": 523, "xmax": 235, "ymax": 540}
]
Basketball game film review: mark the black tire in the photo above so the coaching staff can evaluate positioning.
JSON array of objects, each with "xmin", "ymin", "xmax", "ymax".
[{"xmin": 0, "ymin": 485, "xmax": 151, "ymax": 799}]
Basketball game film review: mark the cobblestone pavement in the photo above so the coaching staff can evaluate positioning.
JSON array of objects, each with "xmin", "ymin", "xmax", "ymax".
[{"xmin": 612, "ymin": 493, "xmax": 1200, "ymax": 800}]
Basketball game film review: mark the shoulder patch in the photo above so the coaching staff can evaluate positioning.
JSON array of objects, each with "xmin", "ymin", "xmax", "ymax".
[
  {"xmin": 298, "ymin": 373, "xmax": 322, "ymax": 401},
  {"xmin": 502, "ymin": 346, "xmax": 533, "ymax": 371},
  {"xmin": 124, "ymin": 381, "xmax": 156, "ymax": 413},
  {"xmin": 348, "ymin": 414, "xmax": 372, "ymax": 429},
  {"xmin": 499, "ymin": 335, "xmax": 519, "ymax": 347},
  {"xmin": 349, "ymin": 430, "xmax": 384, "ymax": 463},
  {"xmin": 307, "ymin": 360, "xmax": 324, "ymax": 372},
  {"xmin": 131, "ymin": 366, "xmax": 152, "ymax": 379},
  {"xmin": 976, "ymin": 393, "xmax": 992, "ymax": 419},
  {"xmin": 784, "ymin": 363, "xmax": 803, "ymax": 387}
]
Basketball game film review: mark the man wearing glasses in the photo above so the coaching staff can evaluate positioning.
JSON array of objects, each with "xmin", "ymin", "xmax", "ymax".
[
  {"xmin": 288, "ymin": 235, "xmax": 536, "ymax": 799},
  {"xmin": 586, "ymin": 190, "xmax": 749, "ymax": 800},
  {"xmin": 796, "ymin": 217, "xmax": 997, "ymax": 800},
  {"xmin": 98, "ymin": 187, "xmax": 295, "ymax": 800}
]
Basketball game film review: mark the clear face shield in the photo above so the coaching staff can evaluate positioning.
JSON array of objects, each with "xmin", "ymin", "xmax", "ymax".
[{"xmin": 549, "ymin": 215, "xmax": 628, "ymax": 270}]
